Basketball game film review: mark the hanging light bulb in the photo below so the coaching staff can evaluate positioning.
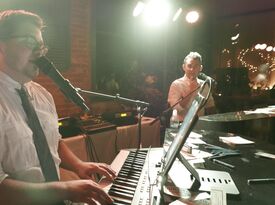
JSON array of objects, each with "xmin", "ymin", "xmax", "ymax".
[{"xmin": 185, "ymin": 10, "xmax": 199, "ymax": 24}]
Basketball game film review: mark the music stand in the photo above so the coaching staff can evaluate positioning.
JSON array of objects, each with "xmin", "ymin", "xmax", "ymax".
[{"xmin": 151, "ymin": 79, "xmax": 239, "ymax": 205}]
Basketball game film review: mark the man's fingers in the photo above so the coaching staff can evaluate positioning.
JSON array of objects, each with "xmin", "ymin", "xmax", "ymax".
[
  {"xmin": 98, "ymin": 164, "xmax": 116, "ymax": 180},
  {"xmin": 87, "ymin": 181, "xmax": 113, "ymax": 204},
  {"xmin": 84, "ymin": 197, "xmax": 97, "ymax": 205}
]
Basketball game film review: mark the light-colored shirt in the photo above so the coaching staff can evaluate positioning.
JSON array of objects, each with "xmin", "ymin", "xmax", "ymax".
[
  {"xmin": 167, "ymin": 76, "xmax": 215, "ymax": 121},
  {"xmin": 0, "ymin": 71, "xmax": 61, "ymax": 183}
]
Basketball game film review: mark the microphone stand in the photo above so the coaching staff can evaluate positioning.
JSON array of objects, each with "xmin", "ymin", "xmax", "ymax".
[{"xmin": 76, "ymin": 88, "xmax": 149, "ymax": 149}]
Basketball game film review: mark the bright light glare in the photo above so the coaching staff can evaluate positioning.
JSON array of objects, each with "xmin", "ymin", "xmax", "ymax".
[
  {"xmin": 255, "ymin": 44, "xmax": 261, "ymax": 49},
  {"xmin": 231, "ymin": 33, "xmax": 239, "ymax": 41},
  {"xmin": 143, "ymin": 0, "xmax": 171, "ymax": 26},
  {"xmin": 266, "ymin": 46, "xmax": 273, "ymax": 52},
  {"xmin": 260, "ymin": 44, "xmax": 267, "ymax": 50},
  {"xmin": 185, "ymin": 11, "xmax": 199, "ymax": 23},
  {"xmin": 133, "ymin": 1, "xmax": 145, "ymax": 17},
  {"xmin": 172, "ymin": 8, "xmax": 182, "ymax": 22}
]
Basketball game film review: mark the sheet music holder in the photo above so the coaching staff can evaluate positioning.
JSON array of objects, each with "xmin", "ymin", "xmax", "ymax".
[{"xmin": 151, "ymin": 79, "xmax": 239, "ymax": 205}]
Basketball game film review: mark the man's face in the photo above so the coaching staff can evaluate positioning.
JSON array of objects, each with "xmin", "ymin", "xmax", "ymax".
[
  {"xmin": 1, "ymin": 21, "xmax": 46, "ymax": 82},
  {"xmin": 182, "ymin": 58, "xmax": 202, "ymax": 80}
]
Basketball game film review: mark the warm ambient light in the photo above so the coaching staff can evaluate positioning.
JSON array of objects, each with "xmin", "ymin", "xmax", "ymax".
[
  {"xmin": 185, "ymin": 10, "xmax": 199, "ymax": 23},
  {"xmin": 237, "ymin": 47, "xmax": 275, "ymax": 73},
  {"xmin": 255, "ymin": 44, "xmax": 275, "ymax": 51}
]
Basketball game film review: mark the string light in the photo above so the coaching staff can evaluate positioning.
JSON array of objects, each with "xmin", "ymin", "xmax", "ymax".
[{"xmin": 237, "ymin": 47, "xmax": 275, "ymax": 72}]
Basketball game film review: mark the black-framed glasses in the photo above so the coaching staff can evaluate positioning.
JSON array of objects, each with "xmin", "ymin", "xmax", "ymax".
[{"xmin": 9, "ymin": 35, "xmax": 48, "ymax": 56}]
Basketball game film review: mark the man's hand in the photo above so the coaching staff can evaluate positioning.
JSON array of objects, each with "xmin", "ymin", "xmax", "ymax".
[
  {"xmin": 58, "ymin": 140, "xmax": 116, "ymax": 181},
  {"xmin": 0, "ymin": 178, "xmax": 113, "ymax": 205},
  {"xmin": 75, "ymin": 162, "xmax": 116, "ymax": 181},
  {"xmin": 64, "ymin": 180, "xmax": 113, "ymax": 205}
]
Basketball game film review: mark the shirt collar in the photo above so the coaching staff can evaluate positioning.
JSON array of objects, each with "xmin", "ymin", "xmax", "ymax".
[
  {"xmin": 182, "ymin": 75, "xmax": 199, "ymax": 85},
  {"xmin": 0, "ymin": 70, "xmax": 31, "ymax": 90}
]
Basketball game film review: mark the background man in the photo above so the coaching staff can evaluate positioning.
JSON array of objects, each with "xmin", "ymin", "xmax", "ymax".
[{"xmin": 167, "ymin": 52, "xmax": 215, "ymax": 122}]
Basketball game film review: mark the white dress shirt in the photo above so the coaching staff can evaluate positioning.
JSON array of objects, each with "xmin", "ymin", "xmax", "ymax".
[
  {"xmin": 167, "ymin": 76, "xmax": 215, "ymax": 121},
  {"xmin": 0, "ymin": 71, "xmax": 61, "ymax": 183}
]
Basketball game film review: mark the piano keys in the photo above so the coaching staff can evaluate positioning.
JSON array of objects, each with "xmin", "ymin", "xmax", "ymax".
[{"xmin": 99, "ymin": 149, "xmax": 163, "ymax": 205}]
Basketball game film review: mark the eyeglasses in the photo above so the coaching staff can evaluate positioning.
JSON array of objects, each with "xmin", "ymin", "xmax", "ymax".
[{"xmin": 9, "ymin": 35, "xmax": 48, "ymax": 56}]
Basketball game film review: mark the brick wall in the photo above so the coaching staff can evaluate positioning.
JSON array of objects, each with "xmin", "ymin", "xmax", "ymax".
[{"xmin": 36, "ymin": 0, "xmax": 92, "ymax": 118}]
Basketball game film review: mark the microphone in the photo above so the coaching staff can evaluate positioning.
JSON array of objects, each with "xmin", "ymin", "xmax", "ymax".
[
  {"xmin": 198, "ymin": 72, "xmax": 216, "ymax": 84},
  {"xmin": 34, "ymin": 56, "xmax": 90, "ymax": 112}
]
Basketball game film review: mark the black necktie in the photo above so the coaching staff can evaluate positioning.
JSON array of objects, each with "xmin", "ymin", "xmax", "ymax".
[{"xmin": 16, "ymin": 86, "xmax": 59, "ymax": 182}]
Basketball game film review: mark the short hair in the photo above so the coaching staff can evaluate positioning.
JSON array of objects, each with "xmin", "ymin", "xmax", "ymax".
[
  {"xmin": 0, "ymin": 10, "xmax": 44, "ymax": 39},
  {"xmin": 183, "ymin": 52, "xmax": 202, "ymax": 64}
]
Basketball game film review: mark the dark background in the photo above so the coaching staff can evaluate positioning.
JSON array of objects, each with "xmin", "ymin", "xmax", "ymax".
[{"xmin": 1, "ymin": 0, "xmax": 274, "ymax": 117}]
